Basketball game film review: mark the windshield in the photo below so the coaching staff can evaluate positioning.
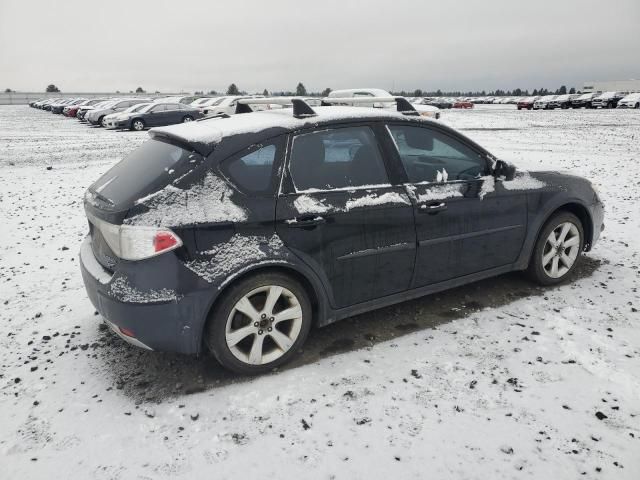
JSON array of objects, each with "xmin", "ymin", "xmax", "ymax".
[{"xmin": 89, "ymin": 138, "xmax": 201, "ymax": 209}]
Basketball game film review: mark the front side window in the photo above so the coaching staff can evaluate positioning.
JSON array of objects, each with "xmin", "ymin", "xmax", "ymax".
[
  {"xmin": 387, "ymin": 125, "xmax": 487, "ymax": 183},
  {"xmin": 289, "ymin": 126, "xmax": 388, "ymax": 191},
  {"xmin": 221, "ymin": 140, "xmax": 281, "ymax": 194}
]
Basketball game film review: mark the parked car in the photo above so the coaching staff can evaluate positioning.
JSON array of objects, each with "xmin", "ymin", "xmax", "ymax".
[
  {"xmin": 328, "ymin": 89, "xmax": 440, "ymax": 118},
  {"xmin": 64, "ymin": 98, "xmax": 108, "ymax": 117},
  {"xmin": 116, "ymin": 102, "xmax": 204, "ymax": 130},
  {"xmin": 453, "ymin": 100, "xmax": 474, "ymax": 109},
  {"xmin": 79, "ymin": 99, "xmax": 604, "ymax": 374},
  {"xmin": 201, "ymin": 95, "xmax": 270, "ymax": 116},
  {"xmin": 103, "ymin": 103, "xmax": 152, "ymax": 129},
  {"xmin": 153, "ymin": 95, "xmax": 201, "ymax": 105},
  {"xmin": 86, "ymin": 99, "xmax": 151, "ymax": 126},
  {"xmin": 517, "ymin": 96, "xmax": 539, "ymax": 110},
  {"xmin": 533, "ymin": 95, "xmax": 556, "ymax": 110},
  {"xmin": 548, "ymin": 94, "xmax": 580, "ymax": 109},
  {"xmin": 616, "ymin": 92, "xmax": 640, "ymax": 109},
  {"xmin": 77, "ymin": 100, "xmax": 115, "ymax": 121},
  {"xmin": 571, "ymin": 93, "xmax": 598, "ymax": 109},
  {"xmin": 422, "ymin": 97, "xmax": 453, "ymax": 109},
  {"xmin": 51, "ymin": 98, "xmax": 87, "ymax": 114},
  {"xmin": 591, "ymin": 91, "xmax": 626, "ymax": 109}
]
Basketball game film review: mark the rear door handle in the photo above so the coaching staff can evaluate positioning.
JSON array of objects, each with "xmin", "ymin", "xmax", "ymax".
[
  {"xmin": 418, "ymin": 202, "xmax": 447, "ymax": 214},
  {"xmin": 286, "ymin": 216, "xmax": 326, "ymax": 228}
]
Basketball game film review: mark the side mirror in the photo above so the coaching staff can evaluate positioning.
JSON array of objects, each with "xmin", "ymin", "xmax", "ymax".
[{"xmin": 494, "ymin": 159, "xmax": 516, "ymax": 181}]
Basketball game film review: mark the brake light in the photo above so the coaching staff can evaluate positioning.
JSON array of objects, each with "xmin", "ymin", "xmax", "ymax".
[
  {"xmin": 87, "ymin": 213, "xmax": 182, "ymax": 261},
  {"xmin": 153, "ymin": 232, "xmax": 179, "ymax": 253}
]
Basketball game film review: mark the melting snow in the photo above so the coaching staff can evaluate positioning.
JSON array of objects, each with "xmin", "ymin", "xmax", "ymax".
[
  {"xmin": 415, "ymin": 183, "xmax": 465, "ymax": 202},
  {"xmin": 185, "ymin": 234, "xmax": 284, "ymax": 284},
  {"xmin": 108, "ymin": 276, "xmax": 178, "ymax": 303},
  {"xmin": 293, "ymin": 195, "xmax": 331, "ymax": 215},
  {"xmin": 345, "ymin": 191, "xmax": 410, "ymax": 210},
  {"xmin": 479, "ymin": 175, "xmax": 496, "ymax": 200},
  {"xmin": 502, "ymin": 172, "xmax": 547, "ymax": 190},
  {"xmin": 125, "ymin": 172, "xmax": 247, "ymax": 227}
]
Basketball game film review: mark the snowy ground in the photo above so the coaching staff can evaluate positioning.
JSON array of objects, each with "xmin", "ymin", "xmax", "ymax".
[{"xmin": 1, "ymin": 105, "xmax": 639, "ymax": 479}]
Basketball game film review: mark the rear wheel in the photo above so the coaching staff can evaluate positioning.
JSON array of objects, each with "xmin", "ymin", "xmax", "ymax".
[
  {"xmin": 98, "ymin": 115, "xmax": 105, "ymax": 127},
  {"xmin": 527, "ymin": 211, "xmax": 584, "ymax": 286},
  {"xmin": 182, "ymin": 115, "xmax": 193, "ymax": 123},
  {"xmin": 205, "ymin": 272, "xmax": 312, "ymax": 375},
  {"xmin": 131, "ymin": 119, "xmax": 145, "ymax": 131}
]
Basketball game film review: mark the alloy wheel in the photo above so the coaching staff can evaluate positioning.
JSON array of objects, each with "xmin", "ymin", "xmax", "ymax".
[
  {"xmin": 133, "ymin": 120, "xmax": 144, "ymax": 131},
  {"xmin": 541, "ymin": 221, "xmax": 581, "ymax": 278},
  {"xmin": 225, "ymin": 285, "xmax": 303, "ymax": 365},
  {"xmin": 183, "ymin": 116, "xmax": 193, "ymax": 123}
]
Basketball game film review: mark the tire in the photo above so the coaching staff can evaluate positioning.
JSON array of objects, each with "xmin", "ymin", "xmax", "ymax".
[
  {"xmin": 527, "ymin": 211, "xmax": 584, "ymax": 286},
  {"xmin": 131, "ymin": 118, "xmax": 145, "ymax": 131},
  {"xmin": 98, "ymin": 115, "xmax": 105, "ymax": 127},
  {"xmin": 182, "ymin": 115, "xmax": 193, "ymax": 123},
  {"xmin": 635, "ymin": 103, "xmax": 639, "ymax": 109},
  {"xmin": 205, "ymin": 272, "xmax": 312, "ymax": 375}
]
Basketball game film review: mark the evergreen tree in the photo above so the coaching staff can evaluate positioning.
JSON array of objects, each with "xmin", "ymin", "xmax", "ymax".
[
  {"xmin": 296, "ymin": 82, "xmax": 307, "ymax": 96},
  {"xmin": 413, "ymin": 89, "xmax": 423, "ymax": 97},
  {"xmin": 227, "ymin": 83, "xmax": 240, "ymax": 95},
  {"xmin": 558, "ymin": 85, "xmax": 567, "ymax": 95},
  {"xmin": 262, "ymin": 89, "xmax": 269, "ymax": 96},
  {"xmin": 569, "ymin": 87, "xmax": 576, "ymax": 94},
  {"xmin": 322, "ymin": 88, "xmax": 332, "ymax": 97},
  {"xmin": 46, "ymin": 84, "xmax": 60, "ymax": 93},
  {"xmin": 135, "ymin": 87, "xmax": 145, "ymax": 93}
]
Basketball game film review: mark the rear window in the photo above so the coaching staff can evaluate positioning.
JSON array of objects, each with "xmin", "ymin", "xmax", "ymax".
[{"xmin": 88, "ymin": 139, "xmax": 201, "ymax": 209}]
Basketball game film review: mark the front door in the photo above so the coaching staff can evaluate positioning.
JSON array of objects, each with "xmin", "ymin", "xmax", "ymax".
[
  {"xmin": 276, "ymin": 124, "xmax": 417, "ymax": 308},
  {"xmin": 385, "ymin": 123, "xmax": 527, "ymax": 287}
]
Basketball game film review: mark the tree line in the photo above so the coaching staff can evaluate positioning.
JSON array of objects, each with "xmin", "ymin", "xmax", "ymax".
[{"xmin": 30, "ymin": 83, "xmax": 578, "ymax": 97}]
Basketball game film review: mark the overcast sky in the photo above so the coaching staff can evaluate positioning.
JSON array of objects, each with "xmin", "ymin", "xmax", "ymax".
[{"xmin": 1, "ymin": 0, "xmax": 639, "ymax": 93}]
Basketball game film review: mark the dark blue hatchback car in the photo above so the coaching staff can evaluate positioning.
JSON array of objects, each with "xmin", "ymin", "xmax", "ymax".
[{"xmin": 80, "ymin": 98, "xmax": 604, "ymax": 374}]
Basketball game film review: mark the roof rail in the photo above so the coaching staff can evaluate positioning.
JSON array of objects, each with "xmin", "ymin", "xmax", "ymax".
[
  {"xmin": 235, "ymin": 97, "xmax": 317, "ymax": 118},
  {"xmin": 235, "ymin": 95, "xmax": 420, "ymax": 118},
  {"xmin": 320, "ymin": 96, "xmax": 419, "ymax": 116}
]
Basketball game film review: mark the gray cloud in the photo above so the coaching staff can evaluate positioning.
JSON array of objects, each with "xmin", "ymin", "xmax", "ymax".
[{"xmin": 1, "ymin": 0, "xmax": 639, "ymax": 93}]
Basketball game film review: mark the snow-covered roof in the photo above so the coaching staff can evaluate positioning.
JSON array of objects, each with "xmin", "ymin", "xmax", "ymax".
[{"xmin": 149, "ymin": 106, "xmax": 417, "ymax": 153}]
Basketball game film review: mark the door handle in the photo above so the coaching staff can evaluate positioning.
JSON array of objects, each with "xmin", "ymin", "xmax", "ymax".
[
  {"xmin": 286, "ymin": 216, "xmax": 326, "ymax": 228},
  {"xmin": 418, "ymin": 202, "xmax": 447, "ymax": 214}
]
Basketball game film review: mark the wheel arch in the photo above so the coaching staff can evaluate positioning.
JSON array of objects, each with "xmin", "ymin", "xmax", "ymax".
[{"xmin": 195, "ymin": 262, "xmax": 328, "ymax": 354}]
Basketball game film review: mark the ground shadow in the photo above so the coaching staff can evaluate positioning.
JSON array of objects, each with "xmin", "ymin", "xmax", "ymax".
[{"xmin": 94, "ymin": 257, "xmax": 602, "ymax": 403}]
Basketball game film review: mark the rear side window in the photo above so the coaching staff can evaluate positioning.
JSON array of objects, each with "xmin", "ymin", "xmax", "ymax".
[
  {"xmin": 221, "ymin": 138, "xmax": 284, "ymax": 194},
  {"xmin": 289, "ymin": 126, "xmax": 388, "ymax": 191}
]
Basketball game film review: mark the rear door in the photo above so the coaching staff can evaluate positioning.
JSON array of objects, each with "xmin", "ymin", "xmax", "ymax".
[
  {"xmin": 385, "ymin": 123, "xmax": 527, "ymax": 287},
  {"xmin": 275, "ymin": 124, "xmax": 416, "ymax": 308}
]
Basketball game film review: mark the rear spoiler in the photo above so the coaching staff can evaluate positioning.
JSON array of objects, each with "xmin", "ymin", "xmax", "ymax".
[{"xmin": 235, "ymin": 96, "xmax": 420, "ymax": 118}]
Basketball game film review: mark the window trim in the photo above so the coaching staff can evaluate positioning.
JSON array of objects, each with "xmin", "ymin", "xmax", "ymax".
[
  {"xmin": 383, "ymin": 122, "xmax": 492, "ymax": 185},
  {"xmin": 283, "ymin": 123, "xmax": 393, "ymax": 195}
]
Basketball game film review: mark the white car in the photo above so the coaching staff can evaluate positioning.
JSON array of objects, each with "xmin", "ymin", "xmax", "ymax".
[
  {"xmin": 202, "ymin": 96, "xmax": 267, "ymax": 117},
  {"xmin": 103, "ymin": 103, "xmax": 152, "ymax": 129},
  {"xmin": 616, "ymin": 93, "xmax": 640, "ymax": 109},
  {"xmin": 328, "ymin": 88, "xmax": 440, "ymax": 119},
  {"xmin": 533, "ymin": 95, "xmax": 557, "ymax": 110}
]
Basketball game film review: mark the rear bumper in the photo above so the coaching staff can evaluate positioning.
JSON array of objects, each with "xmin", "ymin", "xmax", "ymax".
[{"xmin": 79, "ymin": 236, "xmax": 205, "ymax": 355}]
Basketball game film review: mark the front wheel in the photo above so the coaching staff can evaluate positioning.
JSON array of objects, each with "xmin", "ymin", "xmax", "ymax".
[
  {"xmin": 527, "ymin": 211, "xmax": 584, "ymax": 286},
  {"xmin": 131, "ymin": 119, "xmax": 145, "ymax": 131},
  {"xmin": 205, "ymin": 272, "xmax": 312, "ymax": 375},
  {"xmin": 182, "ymin": 115, "xmax": 193, "ymax": 123}
]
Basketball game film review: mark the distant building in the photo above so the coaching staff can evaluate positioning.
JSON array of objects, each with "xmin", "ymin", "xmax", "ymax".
[{"xmin": 581, "ymin": 79, "xmax": 640, "ymax": 93}]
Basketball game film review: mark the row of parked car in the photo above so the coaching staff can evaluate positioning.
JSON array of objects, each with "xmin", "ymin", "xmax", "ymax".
[
  {"xmin": 516, "ymin": 92, "xmax": 640, "ymax": 110},
  {"xmin": 28, "ymin": 95, "xmax": 267, "ymax": 130},
  {"xmin": 28, "ymin": 89, "xmax": 443, "ymax": 130}
]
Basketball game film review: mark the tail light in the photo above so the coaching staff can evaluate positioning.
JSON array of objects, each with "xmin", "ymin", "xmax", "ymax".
[{"xmin": 88, "ymin": 213, "xmax": 182, "ymax": 261}]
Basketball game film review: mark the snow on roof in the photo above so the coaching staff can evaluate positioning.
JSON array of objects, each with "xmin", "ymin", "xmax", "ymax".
[{"xmin": 149, "ymin": 106, "xmax": 413, "ymax": 150}]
